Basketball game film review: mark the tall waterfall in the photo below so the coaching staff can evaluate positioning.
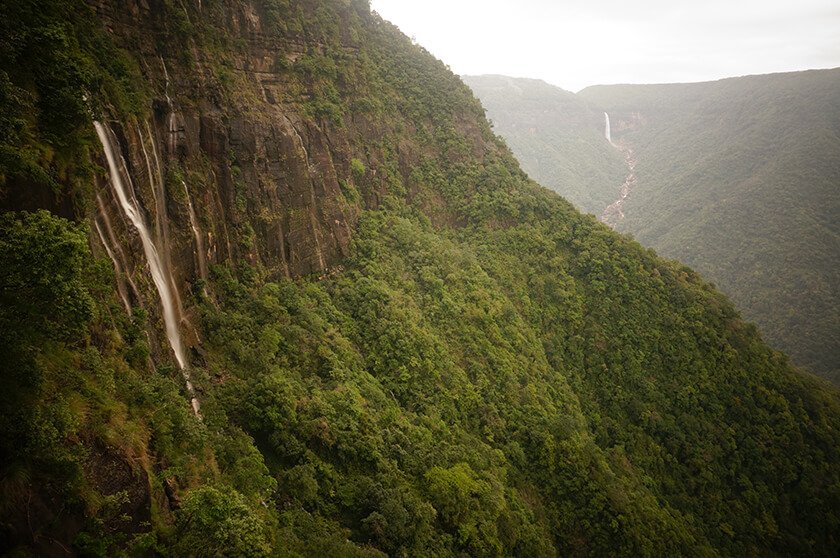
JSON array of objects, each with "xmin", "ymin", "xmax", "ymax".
[
  {"xmin": 604, "ymin": 112, "xmax": 612, "ymax": 143},
  {"xmin": 93, "ymin": 121, "xmax": 201, "ymax": 417}
]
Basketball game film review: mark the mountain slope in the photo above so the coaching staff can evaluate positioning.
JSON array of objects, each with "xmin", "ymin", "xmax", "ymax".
[
  {"xmin": 469, "ymin": 70, "xmax": 840, "ymax": 383},
  {"xmin": 1, "ymin": 1, "xmax": 839, "ymax": 556},
  {"xmin": 463, "ymin": 75, "xmax": 626, "ymax": 214},
  {"xmin": 579, "ymin": 69, "xmax": 840, "ymax": 383}
]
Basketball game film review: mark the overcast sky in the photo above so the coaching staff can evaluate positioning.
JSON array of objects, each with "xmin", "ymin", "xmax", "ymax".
[{"xmin": 369, "ymin": 0, "xmax": 840, "ymax": 92}]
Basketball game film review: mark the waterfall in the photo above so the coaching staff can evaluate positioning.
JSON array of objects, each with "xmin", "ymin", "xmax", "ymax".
[
  {"xmin": 138, "ymin": 126, "xmax": 160, "ymax": 223},
  {"xmin": 138, "ymin": 121, "xmax": 184, "ymax": 316},
  {"xmin": 94, "ymin": 220, "xmax": 132, "ymax": 313},
  {"xmin": 604, "ymin": 112, "xmax": 612, "ymax": 143},
  {"xmin": 160, "ymin": 57, "xmax": 180, "ymax": 155},
  {"xmin": 96, "ymin": 193, "xmax": 141, "ymax": 302},
  {"xmin": 94, "ymin": 121, "xmax": 201, "ymax": 417},
  {"xmin": 182, "ymin": 179, "xmax": 209, "ymax": 282}
]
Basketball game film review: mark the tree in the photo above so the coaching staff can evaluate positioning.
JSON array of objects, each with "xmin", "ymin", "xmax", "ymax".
[{"xmin": 174, "ymin": 486, "xmax": 272, "ymax": 557}]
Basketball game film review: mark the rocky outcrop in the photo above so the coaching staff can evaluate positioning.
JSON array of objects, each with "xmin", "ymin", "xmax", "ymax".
[{"xmin": 600, "ymin": 142, "xmax": 638, "ymax": 228}]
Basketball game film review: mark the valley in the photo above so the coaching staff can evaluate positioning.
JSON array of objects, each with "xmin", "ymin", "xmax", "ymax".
[{"xmin": 469, "ymin": 71, "xmax": 840, "ymax": 384}]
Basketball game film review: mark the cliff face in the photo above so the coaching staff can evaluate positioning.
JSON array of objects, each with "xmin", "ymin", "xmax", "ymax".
[
  {"xmin": 3, "ymin": 2, "xmax": 840, "ymax": 557},
  {"xmin": 82, "ymin": 0, "xmax": 493, "ymax": 365},
  {"xmin": 88, "ymin": 0, "xmax": 359, "ymax": 357}
]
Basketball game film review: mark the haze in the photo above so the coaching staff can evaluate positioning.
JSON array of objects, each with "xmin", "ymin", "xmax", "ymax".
[{"xmin": 370, "ymin": 0, "xmax": 840, "ymax": 92}]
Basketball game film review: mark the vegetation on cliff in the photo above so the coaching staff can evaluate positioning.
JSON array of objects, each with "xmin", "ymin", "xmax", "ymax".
[{"xmin": 1, "ymin": 1, "xmax": 840, "ymax": 556}]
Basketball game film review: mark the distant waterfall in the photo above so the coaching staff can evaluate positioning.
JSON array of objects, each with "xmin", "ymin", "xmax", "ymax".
[
  {"xmin": 94, "ymin": 121, "xmax": 201, "ymax": 417},
  {"xmin": 604, "ymin": 112, "xmax": 612, "ymax": 143}
]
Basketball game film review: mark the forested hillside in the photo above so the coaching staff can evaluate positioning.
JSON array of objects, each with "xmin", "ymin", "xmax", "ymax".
[
  {"xmin": 580, "ymin": 70, "xmax": 840, "ymax": 383},
  {"xmin": 1, "ymin": 1, "xmax": 839, "ymax": 556},
  {"xmin": 463, "ymin": 75, "xmax": 626, "ymax": 214},
  {"xmin": 470, "ymin": 70, "xmax": 840, "ymax": 383}
]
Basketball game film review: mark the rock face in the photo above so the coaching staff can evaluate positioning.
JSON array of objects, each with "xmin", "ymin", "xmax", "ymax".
[
  {"xmin": 81, "ymin": 0, "xmax": 491, "ymax": 366},
  {"xmin": 92, "ymin": 4, "xmax": 359, "ymax": 273},
  {"xmin": 85, "ymin": 0, "xmax": 377, "ymax": 362}
]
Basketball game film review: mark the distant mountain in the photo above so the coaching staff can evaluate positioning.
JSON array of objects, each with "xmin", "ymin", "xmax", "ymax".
[
  {"xmin": 469, "ymin": 70, "xmax": 840, "ymax": 383},
  {"xmin": 463, "ymin": 75, "xmax": 626, "ymax": 214}
]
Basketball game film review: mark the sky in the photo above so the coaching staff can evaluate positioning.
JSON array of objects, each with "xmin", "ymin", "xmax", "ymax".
[{"xmin": 369, "ymin": 0, "xmax": 840, "ymax": 92}]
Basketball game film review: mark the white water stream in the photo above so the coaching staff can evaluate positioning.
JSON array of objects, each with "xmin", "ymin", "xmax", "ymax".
[
  {"xmin": 160, "ymin": 57, "xmax": 180, "ymax": 156},
  {"xmin": 604, "ymin": 112, "xmax": 612, "ymax": 144},
  {"xmin": 94, "ymin": 220, "xmax": 132, "ymax": 313},
  {"xmin": 95, "ymin": 193, "xmax": 141, "ymax": 302},
  {"xmin": 94, "ymin": 121, "xmax": 201, "ymax": 417},
  {"xmin": 183, "ymin": 179, "xmax": 209, "ymax": 282},
  {"xmin": 600, "ymin": 112, "xmax": 640, "ymax": 227}
]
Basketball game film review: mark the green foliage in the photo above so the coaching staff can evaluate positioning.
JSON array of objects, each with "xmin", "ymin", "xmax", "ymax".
[
  {"xmin": 0, "ymin": 210, "xmax": 94, "ymax": 343},
  {"xmin": 2, "ymin": 2, "xmax": 840, "ymax": 557},
  {"xmin": 350, "ymin": 157, "xmax": 366, "ymax": 181},
  {"xmin": 472, "ymin": 70, "xmax": 840, "ymax": 383},
  {"xmin": 296, "ymin": 51, "xmax": 347, "ymax": 123},
  {"xmin": 0, "ymin": 211, "xmax": 93, "ymax": 465},
  {"xmin": 195, "ymin": 196, "xmax": 840, "ymax": 556},
  {"xmin": 174, "ymin": 486, "xmax": 272, "ymax": 557},
  {"xmin": 425, "ymin": 463, "xmax": 506, "ymax": 556},
  {"xmin": 579, "ymin": 69, "xmax": 840, "ymax": 382},
  {"xmin": 0, "ymin": 0, "xmax": 146, "ymax": 197}
]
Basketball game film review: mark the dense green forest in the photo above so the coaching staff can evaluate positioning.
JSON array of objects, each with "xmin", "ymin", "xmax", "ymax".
[
  {"xmin": 1, "ymin": 1, "xmax": 840, "ymax": 556},
  {"xmin": 581, "ymin": 70, "xmax": 840, "ymax": 384},
  {"xmin": 470, "ymin": 70, "xmax": 840, "ymax": 384},
  {"xmin": 463, "ymin": 75, "xmax": 626, "ymax": 214}
]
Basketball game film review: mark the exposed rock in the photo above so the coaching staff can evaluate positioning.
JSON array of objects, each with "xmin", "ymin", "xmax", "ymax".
[{"xmin": 84, "ymin": 0, "xmax": 377, "ymax": 367}]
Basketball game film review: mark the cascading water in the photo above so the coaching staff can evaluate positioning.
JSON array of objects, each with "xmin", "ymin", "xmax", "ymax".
[
  {"xmin": 94, "ymin": 220, "xmax": 132, "ymax": 313},
  {"xmin": 95, "ymin": 193, "xmax": 141, "ymax": 303},
  {"xmin": 157, "ymin": 61, "xmax": 208, "ymax": 285},
  {"xmin": 600, "ymin": 129, "xmax": 638, "ymax": 228},
  {"xmin": 93, "ymin": 121, "xmax": 201, "ymax": 417},
  {"xmin": 182, "ymin": 180, "xmax": 209, "ymax": 282},
  {"xmin": 138, "ymin": 122, "xmax": 185, "ymax": 317},
  {"xmin": 160, "ymin": 58, "xmax": 180, "ymax": 156},
  {"xmin": 604, "ymin": 112, "xmax": 612, "ymax": 143}
]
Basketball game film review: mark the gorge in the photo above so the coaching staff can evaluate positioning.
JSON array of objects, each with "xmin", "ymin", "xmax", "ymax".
[{"xmin": 468, "ymin": 72, "xmax": 840, "ymax": 385}]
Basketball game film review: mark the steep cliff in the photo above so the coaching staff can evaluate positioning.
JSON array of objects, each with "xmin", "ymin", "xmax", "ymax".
[{"xmin": 2, "ymin": 1, "xmax": 840, "ymax": 556}]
